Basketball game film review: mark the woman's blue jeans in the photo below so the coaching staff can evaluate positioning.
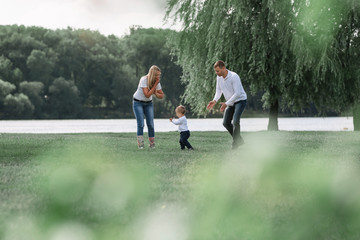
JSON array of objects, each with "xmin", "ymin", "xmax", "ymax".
[
  {"xmin": 223, "ymin": 100, "xmax": 247, "ymax": 145},
  {"xmin": 133, "ymin": 100, "xmax": 155, "ymax": 137}
]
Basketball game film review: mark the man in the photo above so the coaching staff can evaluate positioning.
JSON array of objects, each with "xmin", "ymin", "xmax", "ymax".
[{"xmin": 207, "ymin": 60, "xmax": 247, "ymax": 149}]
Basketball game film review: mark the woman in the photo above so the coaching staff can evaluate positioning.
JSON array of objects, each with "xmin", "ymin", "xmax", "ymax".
[{"xmin": 133, "ymin": 65, "xmax": 164, "ymax": 149}]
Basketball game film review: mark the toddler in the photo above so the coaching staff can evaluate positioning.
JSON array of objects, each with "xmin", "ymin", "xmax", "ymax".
[{"xmin": 170, "ymin": 105, "xmax": 193, "ymax": 150}]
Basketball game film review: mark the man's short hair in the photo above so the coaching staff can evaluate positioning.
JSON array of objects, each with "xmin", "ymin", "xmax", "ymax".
[{"xmin": 214, "ymin": 60, "xmax": 226, "ymax": 69}]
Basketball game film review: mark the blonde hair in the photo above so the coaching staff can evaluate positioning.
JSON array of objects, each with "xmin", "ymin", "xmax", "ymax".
[
  {"xmin": 146, "ymin": 65, "xmax": 161, "ymax": 89},
  {"xmin": 176, "ymin": 105, "xmax": 186, "ymax": 114}
]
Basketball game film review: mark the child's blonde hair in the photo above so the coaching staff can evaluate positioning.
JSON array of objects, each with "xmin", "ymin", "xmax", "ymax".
[{"xmin": 176, "ymin": 105, "xmax": 186, "ymax": 114}]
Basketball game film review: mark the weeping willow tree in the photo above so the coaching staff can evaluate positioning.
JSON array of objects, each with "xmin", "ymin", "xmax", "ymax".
[
  {"xmin": 166, "ymin": 0, "xmax": 360, "ymax": 130},
  {"xmin": 291, "ymin": 0, "xmax": 360, "ymax": 130}
]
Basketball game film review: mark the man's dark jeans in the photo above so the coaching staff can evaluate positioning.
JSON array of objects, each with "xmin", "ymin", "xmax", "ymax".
[{"xmin": 223, "ymin": 100, "xmax": 247, "ymax": 147}]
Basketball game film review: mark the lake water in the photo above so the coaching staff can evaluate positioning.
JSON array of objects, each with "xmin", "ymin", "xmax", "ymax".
[{"xmin": 0, "ymin": 117, "xmax": 354, "ymax": 133}]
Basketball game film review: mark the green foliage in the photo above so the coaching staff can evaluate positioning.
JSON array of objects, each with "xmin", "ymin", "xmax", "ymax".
[
  {"xmin": 291, "ymin": 0, "xmax": 360, "ymax": 113},
  {"xmin": 122, "ymin": 27, "xmax": 184, "ymax": 116},
  {"xmin": 26, "ymin": 49, "xmax": 57, "ymax": 85},
  {"xmin": 3, "ymin": 93, "xmax": 34, "ymax": 118},
  {"xmin": 0, "ymin": 56, "xmax": 14, "ymax": 81},
  {"xmin": 166, "ymin": 0, "xmax": 295, "ymax": 115},
  {"xmin": 0, "ymin": 25, "xmax": 183, "ymax": 119},
  {"xmin": 48, "ymin": 77, "xmax": 81, "ymax": 118},
  {"xmin": 0, "ymin": 79, "xmax": 16, "ymax": 100},
  {"xmin": 1, "ymin": 132, "xmax": 360, "ymax": 238},
  {"xmin": 19, "ymin": 81, "xmax": 45, "ymax": 117},
  {"xmin": 354, "ymin": 103, "xmax": 360, "ymax": 131},
  {"xmin": 166, "ymin": 1, "xmax": 220, "ymax": 115},
  {"xmin": 0, "ymin": 79, "xmax": 17, "ymax": 117},
  {"xmin": 165, "ymin": 0, "xmax": 360, "ymax": 120}
]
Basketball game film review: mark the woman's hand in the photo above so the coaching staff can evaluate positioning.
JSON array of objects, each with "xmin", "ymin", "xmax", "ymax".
[
  {"xmin": 142, "ymin": 85, "xmax": 159, "ymax": 98},
  {"xmin": 154, "ymin": 89, "xmax": 164, "ymax": 99}
]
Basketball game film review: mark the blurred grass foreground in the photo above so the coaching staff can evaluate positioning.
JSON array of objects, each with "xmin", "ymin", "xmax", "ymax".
[{"xmin": 1, "ymin": 131, "xmax": 360, "ymax": 239}]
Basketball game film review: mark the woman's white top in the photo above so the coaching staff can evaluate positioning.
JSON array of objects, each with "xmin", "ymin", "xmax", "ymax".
[
  {"xmin": 171, "ymin": 116, "xmax": 189, "ymax": 132},
  {"xmin": 133, "ymin": 76, "xmax": 162, "ymax": 101}
]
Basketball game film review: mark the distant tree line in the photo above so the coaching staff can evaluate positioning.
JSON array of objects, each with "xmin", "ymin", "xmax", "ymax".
[
  {"xmin": 0, "ymin": 23, "xmax": 356, "ymax": 121},
  {"xmin": 0, "ymin": 25, "xmax": 186, "ymax": 119}
]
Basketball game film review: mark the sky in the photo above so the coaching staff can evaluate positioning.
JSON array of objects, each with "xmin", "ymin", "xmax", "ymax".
[{"xmin": 0, "ymin": 0, "xmax": 180, "ymax": 37}]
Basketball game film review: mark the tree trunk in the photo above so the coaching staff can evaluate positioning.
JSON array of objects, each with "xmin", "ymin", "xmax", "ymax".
[
  {"xmin": 353, "ymin": 103, "xmax": 360, "ymax": 131},
  {"xmin": 267, "ymin": 99, "xmax": 279, "ymax": 131}
]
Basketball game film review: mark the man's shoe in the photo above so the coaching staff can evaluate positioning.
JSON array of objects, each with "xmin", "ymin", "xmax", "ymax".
[
  {"xmin": 232, "ymin": 140, "xmax": 245, "ymax": 150},
  {"xmin": 232, "ymin": 144, "xmax": 239, "ymax": 150}
]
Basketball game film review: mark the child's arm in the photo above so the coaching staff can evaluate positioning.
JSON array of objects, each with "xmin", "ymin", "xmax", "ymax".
[{"xmin": 171, "ymin": 118, "xmax": 181, "ymax": 125}]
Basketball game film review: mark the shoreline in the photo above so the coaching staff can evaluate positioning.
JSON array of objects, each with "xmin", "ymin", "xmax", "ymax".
[{"xmin": 0, "ymin": 117, "xmax": 354, "ymax": 133}]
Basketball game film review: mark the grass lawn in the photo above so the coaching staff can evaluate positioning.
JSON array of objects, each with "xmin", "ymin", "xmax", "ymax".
[{"xmin": 1, "ymin": 131, "xmax": 360, "ymax": 239}]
